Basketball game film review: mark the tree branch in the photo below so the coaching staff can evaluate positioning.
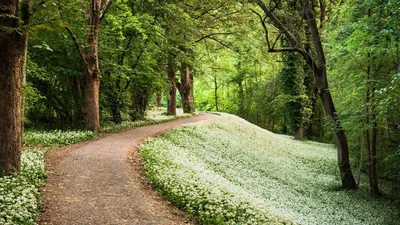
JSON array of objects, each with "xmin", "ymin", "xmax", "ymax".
[
  {"xmin": 319, "ymin": 0, "xmax": 326, "ymax": 30},
  {"xmin": 256, "ymin": 0, "xmax": 299, "ymax": 47},
  {"xmin": 20, "ymin": 0, "xmax": 33, "ymax": 26},
  {"xmin": 206, "ymin": 36, "xmax": 239, "ymax": 53},
  {"xmin": 122, "ymin": 38, "xmax": 150, "ymax": 91},
  {"xmin": 251, "ymin": 8, "xmax": 271, "ymax": 50},
  {"xmin": 65, "ymin": 26, "xmax": 88, "ymax": 68},
  {"xmin": 269, "ymin": 47, "xmax": 319, "ymax": 74},
  {"xmin": 100, "ymin": 0, "xmax": 112, "ymax": 21},
  {"xmin": 195, "ymin": 32, "xmax": 235, "ymax": 43},
  {"xmin": 119, "ymin": 34, "xmax": 134, "ymax": 65}
]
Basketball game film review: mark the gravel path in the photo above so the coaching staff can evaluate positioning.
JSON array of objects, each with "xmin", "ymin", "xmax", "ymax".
[{"xmin": 39, "ymin": 114, "xmax": 219, "ymax": 225}]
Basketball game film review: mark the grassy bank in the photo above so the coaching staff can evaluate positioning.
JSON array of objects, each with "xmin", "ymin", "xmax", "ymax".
[{"xmin": 140, "ymin": 113, "xmax": 399, "ymax": 225}]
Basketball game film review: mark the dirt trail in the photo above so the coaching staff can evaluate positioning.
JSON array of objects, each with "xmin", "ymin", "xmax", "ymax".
[{"xmin": 39, "ymin": 114, "xmax": 219, "ymax": 225}]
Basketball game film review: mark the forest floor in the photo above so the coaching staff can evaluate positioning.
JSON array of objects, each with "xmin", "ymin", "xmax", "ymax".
[
  {"xmin": 140, "ymin": 113, "xmax": 400, "ymax": 224},
  {"xmin": 38, "ymin": 113, "xmax": 219, "ymax": 225}
]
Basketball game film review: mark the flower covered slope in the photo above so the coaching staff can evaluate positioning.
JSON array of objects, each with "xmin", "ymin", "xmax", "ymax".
[{"xmin": 140, "ymin": 113, "xmax": 400, "ymax": 225}]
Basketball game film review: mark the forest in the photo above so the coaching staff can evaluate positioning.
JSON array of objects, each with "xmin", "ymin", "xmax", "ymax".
[{"xmin": 0, "ymin": 0, "xmax": 400, "ymax": 224}]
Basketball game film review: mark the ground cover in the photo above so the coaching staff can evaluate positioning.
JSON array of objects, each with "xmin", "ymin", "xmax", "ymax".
[{"xmin": 140, "ymin": 114, "xmax": 400, "ymax": 225}]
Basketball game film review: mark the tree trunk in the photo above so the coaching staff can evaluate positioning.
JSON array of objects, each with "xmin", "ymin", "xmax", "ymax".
[
  {"xmin": 83, "ymin": 0, "xmax": 102, "ymax": 132},
  {"xmin": 110, "ymin": 96, "xmax": 122, "ymax": 124},
  {"xmin": 369, "ymin": 88, "xmax": 380, "ymax": 195},
  {"xmin": 319, "ymin": 86, "xmax": 357, "ymax": 189},
  {"xmin": 304, "ymin": 0, "xmax": 357, "ymax": 189},
  {"xmin": 84, "ymin": 68, "xmax": 101, "ymax": 131},
  {"xmin": 0, "ymin": 0, "xmax": 30, "ymax": 177},
  {"xmin": 295, "ymin": 128, "xmax": 304, "ymax": 140},
  {"xmin": 73, "ymin": 76, "xmax": 84, "ymax": 123},
  {"xmin": 214, "ymin": 75, "xmax": 219, "ymax": 112},
  {"xmin": 364, "ymin": 87, "xmax": 371, "ymax": 186},
  {"xmin": 156, "ymin": 92, "xmax": 162, "ymax": 107},
  {"xmin": 179, "ymin": 66, "xmax": 195, "ymax": 113},
  {"xmin": 130, "ymin": 87, "xmax": 149, "ymax": 121},
  {"xmin": 167, "ymin": 58, "xmax": 177, "ymax": 115},
  {"xmin": 238, "ymin": 79, "xmax": 244, "ymax": 117}
]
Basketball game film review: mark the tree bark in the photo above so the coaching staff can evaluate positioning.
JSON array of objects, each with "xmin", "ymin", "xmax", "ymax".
[
  {"xmin": 167, "ymin": 58, "xmax": 177, "ymax": 115},
  {"xmin": 156, "ymin": 92, "xmax": 162, "ymax": 107},
  {"xmin": 295, "ymin": 128, "xmax": 304, "ymax": 140},
  {"xmin": 0, "ymin": 0, "xmax": 30, "ymax": 177},
  {"xmin": 84, "ymin": 69, "xmax": 101, "ymax": 131},
  {"xmin": 179, "ymin": 66, "xmax": 195, "ymax": 113}
]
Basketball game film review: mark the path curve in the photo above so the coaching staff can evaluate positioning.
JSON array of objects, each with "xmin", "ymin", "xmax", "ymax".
[{"xmin": 39, "ymin": 114, "xmax": 219, "ymax": 225}]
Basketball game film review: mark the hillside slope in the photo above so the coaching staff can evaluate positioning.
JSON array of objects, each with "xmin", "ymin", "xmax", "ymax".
[{"xmin": 140, "ymin": 113, "xmax": 399, "ymax": 225}]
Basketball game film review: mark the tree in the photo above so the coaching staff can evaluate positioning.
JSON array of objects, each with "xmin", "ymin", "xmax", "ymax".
[
  {"xmin": 0, "ymin": 0, "xmax": 32, "ymax": 177},
  {"xmin": 177, "ymin": 64, "xmax": 196, "ymax": 113},
  {"xmin": 167, "ymin": 56, "xmax": 177, "ymax": 115},
  {"xmin": 326, "ymin": 0, "xmax": 400, "ymax": 195},
  {"xmin": 65, "ymin": 0, "xmax": 112, "ymax": 131},
  {"xmin": 252, "ymin": 0, "xmax": 358, "ymax": 189},
  {"xmin": 279, "ymin": 46, "xmax": 311, "ymax": 140}
]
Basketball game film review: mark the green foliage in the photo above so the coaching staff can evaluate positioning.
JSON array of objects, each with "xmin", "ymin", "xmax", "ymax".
[
  {"xmin": 0, "ymin": 151, "xmax": 46, "ymax": 225},
  {"xmin": 140, "ymin": 114, "xmax": 400, "ymax": 224},
  {"xmin": 279, "ymin": 49, "xmax": 312, "ymax": 134},
  {"xmin": 326, "ymin": 0, "xmax": 400, "ymax": 191},
  {"xmin": 24, "ymin": 130, "xmax": 98, "ymax": 147}
]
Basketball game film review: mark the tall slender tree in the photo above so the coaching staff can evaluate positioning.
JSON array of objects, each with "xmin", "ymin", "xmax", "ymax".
[{"xmin": 252, "ymin": 0, "xmax": 358, "ymax": 189}]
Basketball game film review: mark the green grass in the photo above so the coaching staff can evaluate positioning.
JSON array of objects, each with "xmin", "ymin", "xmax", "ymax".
[
  {"xmin": 0, "ymin": 151, "xmax": 46, "ymax": 225},
  {"xmin": 140, "ymin": 113, "xmax": 400, "ymax": 225}
]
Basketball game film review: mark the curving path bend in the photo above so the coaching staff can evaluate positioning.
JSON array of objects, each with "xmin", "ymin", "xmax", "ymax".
[{"xmin": 39, "ymin": 114, "xmax": 219, "ymax": 225}]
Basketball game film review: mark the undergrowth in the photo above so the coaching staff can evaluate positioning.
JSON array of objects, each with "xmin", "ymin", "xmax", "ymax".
[
  {"xmin": 140, "ymin": 114, "xmax": 400, "ymax": 225},
  {"xmin": 0, "ymin": 151, "xmax": 46, "ymax": 225},
  {"xmin": 24, "ymin": 130, "xmax": 97, "ymax": 147}
]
